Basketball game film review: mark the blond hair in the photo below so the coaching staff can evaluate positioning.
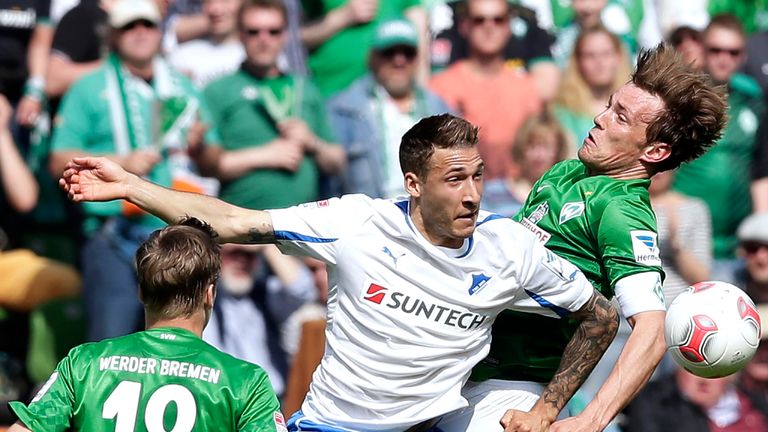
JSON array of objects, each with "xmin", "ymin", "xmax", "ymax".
[{"xmin": 556, "ymin": 26, "xmax": 632, "ymax": 116}]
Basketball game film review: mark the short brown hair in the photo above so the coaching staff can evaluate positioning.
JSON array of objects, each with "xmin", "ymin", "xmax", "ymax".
[
  {"xmin": 400, "ymin": 114, "xmax": 479, "ymax": 178},
  {"xmin": 136, "ymin": 217, "xmax": 221, "ymax": 318},
  {"xmin": 631, "ymin": 43, "xmax": 727, "ymax": 173},
  {"xmin": 238, "ymin": 0, "xmax": 287, "ymax": 29}
]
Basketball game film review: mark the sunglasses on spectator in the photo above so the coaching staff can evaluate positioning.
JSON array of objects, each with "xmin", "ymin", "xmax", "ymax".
[
  {"xmin": 242, "ymin": 27, "xmax": 284, "ymax": 37},
  {"xmin": 379, "ymin": 46, "xmax": 418, "ymax": 61},
  {"xmin": 743, "ymin": 242, "xmax": 768, "ymax": 255},
  {"xmin": 706, "ymin": 46, "xmax": 743, "ymax": 57},
  {"xmin": 120, "ymin": 19, "xmax": 157, "ymax": 31},
  {"xmin": 469, "ymin": 14, "xmax": 508, "ymax": 26}
]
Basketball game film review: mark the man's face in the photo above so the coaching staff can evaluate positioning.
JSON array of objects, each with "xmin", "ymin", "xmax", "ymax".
[
  {"xmin": 703, "ymin": 26, "xmax": 745, "ymax": 83},
  {"xmin": 579, "ymin": 83, "xmax": 665, "ymax": 175},
  {"xmin": 204, "ymin": 0, "xmax": 241, "ymax": 38},
  {"xmin": 115, "ymin": 19, "xmax": 161, "ymax": 65},
  {"xmin": 743, "ymin": 242, "xmax": 768, "ymax": 284},
  {"xmin": 220, "ymin": 245, "xmax": 259, "ymax": 295},
  {"xmin": 410, "ymin": 147, "xmax": 483, "ymax": 248},
  {"xmin": 573, "ymin": 0, "xmax": 607, "ymax": 28},
  {"xmin": 464, "ymin": 0, "xmax": 510, "ymax": 58},
  {"xmin": 239, "ymin": 7, "xmax": 286, "ymax": 69},
  {"xmin": 577, "ymin": 31, "xmax": 621, "ymax": 90},
  {"xmin": 675, "ymin": 368, "xmax": 734, "ymax": 409},
  {"xmin": 371, "ymin": 45, "xmax": 418, "ymax": 98}
]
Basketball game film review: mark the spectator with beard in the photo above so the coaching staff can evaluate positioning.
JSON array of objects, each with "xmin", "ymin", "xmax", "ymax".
[
  {"xmin": 327, "ymin": 19, "xmax": 450, "ymax": 199},
  {"xmin": 203, "ymin": 244, "xmax": 316, "ymax": 397}
]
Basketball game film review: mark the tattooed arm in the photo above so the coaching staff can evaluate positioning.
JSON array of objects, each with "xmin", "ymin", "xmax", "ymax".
[
  {"xmin": 59, "ymin": 156, "xmax": 275, "ymax": 244},
  {"xmin": 549, "ymin": 310, "xmax": 665, "ymax": 432},
  {"xmin": 501, "ymin": 290, "xmax": 619, "ymax": 432}
]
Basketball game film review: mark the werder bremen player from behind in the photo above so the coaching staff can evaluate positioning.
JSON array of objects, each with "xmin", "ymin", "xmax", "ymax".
[
  {"xmin": 7, "ymin": 218, "xmax": 285, "ymax": 432},
  {"xmin": 437, "ymin": 44, "xmax": 729, "ymax": 432}
]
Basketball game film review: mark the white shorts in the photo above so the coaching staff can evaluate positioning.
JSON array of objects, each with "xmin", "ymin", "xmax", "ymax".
[{"xmin": 436, "ymin": 379, "xmax": 544, "ymax": 432}]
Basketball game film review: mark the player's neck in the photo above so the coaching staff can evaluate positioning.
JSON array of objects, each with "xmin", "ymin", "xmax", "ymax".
[
  {"xmin": 586, "ymin": 161, "xmax": 651, "ymax": 180},
  {"xmin": 146, "ymin": 312, "xmax": 206, "ymax": 337},
  {"xmin": 409, "ymin": 200, "xmax": 465, "ymax": 249}
]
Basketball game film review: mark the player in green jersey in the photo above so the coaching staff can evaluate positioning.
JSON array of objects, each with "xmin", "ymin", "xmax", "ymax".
[
  {"xmin": 7, "ymin": 218, "xmax": 285, "ymax": 432},
  {"xmin": 437, "ymin": 44, "xmax": 729, "ymax": 432}
]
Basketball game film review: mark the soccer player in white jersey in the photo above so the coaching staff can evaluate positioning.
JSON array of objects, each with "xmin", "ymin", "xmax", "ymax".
[{"xmin": 59, "ymin": 114, "xmax": 619, "ymax": 432}]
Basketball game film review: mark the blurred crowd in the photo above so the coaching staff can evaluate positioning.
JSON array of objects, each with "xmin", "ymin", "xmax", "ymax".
[{"xmin": 1, "ymin": 0, "xmax": 768, "ymax": 430}]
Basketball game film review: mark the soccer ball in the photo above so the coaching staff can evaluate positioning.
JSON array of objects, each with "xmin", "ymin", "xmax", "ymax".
[{"xmin": 665, "ymin": 281, "xmax": 762, "ymax": 378}]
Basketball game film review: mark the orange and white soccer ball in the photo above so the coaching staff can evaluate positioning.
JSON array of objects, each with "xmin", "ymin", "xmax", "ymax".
[{"xmin": 665, "ymin": 281, "xmax": 762, "ymax": 378}]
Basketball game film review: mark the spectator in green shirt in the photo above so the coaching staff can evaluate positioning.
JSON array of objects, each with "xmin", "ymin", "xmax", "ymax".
[
  {"xmin": 205, "ymin": 0, "xmax": 346, "ymax": 211},
  {"xmin": 48, "ymin": 0, "xmax": 221, "ymax": 342}
]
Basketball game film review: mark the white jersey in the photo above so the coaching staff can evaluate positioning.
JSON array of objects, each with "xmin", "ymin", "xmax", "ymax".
[{"xmin": 267, "ymin": 195, "xmax": 594, "ymax": 432}]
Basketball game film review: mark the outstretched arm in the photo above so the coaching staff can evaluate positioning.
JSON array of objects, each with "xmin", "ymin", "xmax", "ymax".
[
  {"xmin": 502, "ymin": 290, "xmax": 619, "ymax": 432},
  {"xmin": 60, "ymin": 157, "xmax": 274, "ymax": 244},
  {"xmin": 549, "ymin": 310, "xmax": 665, "ymax": 432}
]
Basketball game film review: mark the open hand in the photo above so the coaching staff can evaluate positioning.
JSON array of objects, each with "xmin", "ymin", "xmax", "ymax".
[{"xmin": 59, "ymin": 157, "xmax": 131, "ymax": 203}]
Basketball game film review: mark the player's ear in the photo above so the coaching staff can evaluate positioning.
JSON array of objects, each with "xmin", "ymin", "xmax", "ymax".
[
  {"xmin": 641, "ymin": 142, "xmax": 671, "ymax": 164},
  {"xmin": 404, "ymin": 172, "xmax": 422, "ymax": 197},
  {"xmin": 204, "ymin": 283, "xmax": 216, "ymax": 308}
]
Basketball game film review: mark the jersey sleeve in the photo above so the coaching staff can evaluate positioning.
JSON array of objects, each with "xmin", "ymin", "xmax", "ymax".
[
  {"xmin": 504, "ymin": 222, "xmax": 594, "ymax": 318},
  {"xmin": 237, "ymin": 367, "xmax": 283, "ymax": 432},
  {"xmin": 9, "ymin": 354, "xmax": 76, "ymax": 432},
  {"xmin": 598, "ymin": 198, "xmax": 664, "ymax": 286},
  {"xmin": 598, "ymin": 198, "xmax": 666, "ymax": 315},
  {"xmin": 266, "ymin": 194, "xmax": 373, "ymax": 264}
]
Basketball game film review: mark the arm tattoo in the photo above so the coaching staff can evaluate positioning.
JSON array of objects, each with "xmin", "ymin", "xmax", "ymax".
[
  {"xmin": 247, "ymin": 226, "xmax": 275, "ymax": 244},
  {"xmin": 539, "ymin": 290, "xmax": 619, "ymax": 415}
]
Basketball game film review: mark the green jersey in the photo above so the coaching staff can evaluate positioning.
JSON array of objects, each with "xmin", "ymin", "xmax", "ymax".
[
  {"xmin": 10, "ymin": 328, "xmax": 284, "ymax": 432},
  {"xmin": 472, "ymin": 160, "xmax": 664, "ymax": 383}
]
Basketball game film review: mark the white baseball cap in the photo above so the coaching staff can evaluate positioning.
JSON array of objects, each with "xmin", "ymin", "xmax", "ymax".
[
  {"xmin": 109, "ymin": 0, "xmax": 161, "ymax": 29},
  {"xmin": 737, "ymin": 212, "xmax": 768, "ymax": 245}
]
